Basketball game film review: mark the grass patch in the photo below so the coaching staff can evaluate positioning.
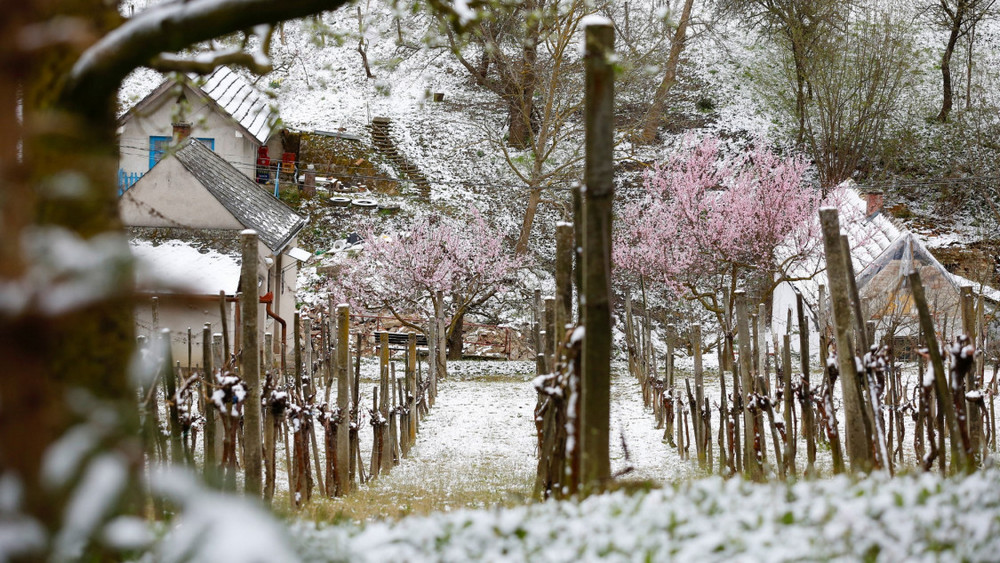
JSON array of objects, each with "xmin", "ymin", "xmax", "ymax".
[{"xmin": 283, "ymin": 460, "xmax": 534, "ymax": 523}]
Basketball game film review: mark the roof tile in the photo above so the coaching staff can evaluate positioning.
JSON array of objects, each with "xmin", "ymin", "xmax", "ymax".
[{"xmin": 173, "ymin": 139, "xmax": 306, "ymax": 252}]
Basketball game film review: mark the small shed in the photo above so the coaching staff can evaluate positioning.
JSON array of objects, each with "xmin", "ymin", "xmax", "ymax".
[
  {"xmin": 131, "ymin": 237, "xmax": 241, "ymax": 364},
  {"xmin": 121, "ymin": 139, "xmax": 308, "ymax": 364},
  {"xmin": 856, "ymin": 231, "xmax": 999, "ymax": 358},
  {"xmin": 772, "ymin": 182, "xmax": 998, "ymax": 358}
]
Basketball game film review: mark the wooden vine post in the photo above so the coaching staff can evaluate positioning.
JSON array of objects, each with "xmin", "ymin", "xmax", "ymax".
[
  {"xmin": 335, "ymin": 304, "xmax": 351, "ymax": 495},
  {"xmin": 782, "ymin": 333, "xmax": 795, "ymax": 477},
  {"xmin": 693, "ymin": 323, "xmax": 706, "ymax": 467},
  {"xmin": 544, "ymin": 297, "xmax": 556, "ymax": 371},
  {"xmin": 160, "ymin": 329, "xmax": 182, "ymax": 465},
  {"xmin": 796, "ymin": 292, "xmax": 817, "ymax": 476},
  {"xmin": 910, "ymin": 270, "xmax": 970, "ymax": 472},
  {"xmin": 534, "ymin": 288, "xmax": 544, "ymax": 375},
  {"xmin": 202, "ymin": 323, "xmax": 217, "ymax": 483},
  {"xmin": 961, "ymin": 286, "xmax": 983, "ymax": 459},
  {"xmin": 556, "ymin": 222, "xmax": 574, "ymax": 346},
  {"xmin": 579, "ymin": 19, "xmax": 614, "ymax": 492},
  {"xmin": 240, "ymin": 229, "xmax": 263, "ymax": 496},
  {"xmin": 735, "ymin": 291, "xmax": 762, "ymax": 481},
  {"xmin": 435, "ymin": 289, "xmax": 446, "ymax": 389},
  {"xmin": 379, "ymin": 332, "xmax": 392, "ymax": 475},
  {"xmin": 841, "ymin": 235, "xmax": 887, "ymax": 471},
  {"xmin": 407, "ymin": 332, "xmax": 418, "ymax": 443},
  {"xmin": 818, "ymin": 208, "xmax": 873, "ymax": 472}
]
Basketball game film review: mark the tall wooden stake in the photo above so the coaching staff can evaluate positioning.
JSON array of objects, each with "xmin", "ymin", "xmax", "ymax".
[
  {"xmin": 556, "ymin": 222, "xmax": 574, "ymax": 346},
  {"xmin": 379, "ymin": 332, "xmax": 392, "ymax": 475},
  {"xmin": 240, "ymin": 230, "xmax": 263, "ymax": 496},
  {"xmin": 961, "ymin": 286, "xmax": 983, "ymax": 460},
  {"xmin": 579, "ymin": 20, "xmax": 614, "ymax": 492},
  {"xmin": 782, "ymin": 333, "xmax": 795, "ymax": 477},
  {"xmin": 796, "ymin": 292, "xmax": 816, "ymax": 476},
  {"xmin": 819, "ymin": 208, "xmax": 873, "ymax": 472},
  {"xmin": 202, "ymin": 323, "xmax": 217, "ymax": 483},
  {"xmin": 735, "ymin": 291, "xmax": 763, "ymax": 480},
  {"xmin": 693, "ymin": 323, "xmax": 705, "ymax": 467},
  {"xmin": 910, "ymin": 271, "xmax": 970, "ymax": 472},
  {"xmin": 335, "ymin": 304, "xmax": 351, "ymax": 495}
]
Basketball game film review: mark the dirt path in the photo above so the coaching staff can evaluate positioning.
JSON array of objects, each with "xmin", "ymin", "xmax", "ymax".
[{"xmin": 321, "ymin": 360, "xmax": 702, "ymax": 520}]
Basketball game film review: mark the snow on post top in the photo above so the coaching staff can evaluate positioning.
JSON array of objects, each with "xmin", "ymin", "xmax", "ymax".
[
  {"xmin": 241, "ymin": 229, "xmax": 258, "ymax": 236},
  {"xmin": 580, "ymin": 15, "xmax": 612, "ymax": 28}
]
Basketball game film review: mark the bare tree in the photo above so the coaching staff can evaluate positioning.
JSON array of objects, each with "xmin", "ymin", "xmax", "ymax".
[
  {"xmin": 445, "ymin": 0, "xmax": 600, "ymax": 254},
  {"xmin": 924, "ymin": 0, "xmax": 997, "ymax": 122},
  {"xmin": 633, "ymin": 0, "xmax": 696, "ymax": 144},
  {"xmin": 444, "ymin": 0, "xmax": 544, "ymax": 149},
  {"xmin": 718, "ymin": 0, "xmax": 844, "ymax": 145},
  {"xmin": 801, "ymin": 5, "xmax": 915, "ymax": 190}
]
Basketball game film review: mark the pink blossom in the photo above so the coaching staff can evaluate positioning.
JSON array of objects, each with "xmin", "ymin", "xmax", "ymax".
[
  {"xmin": 330, "ymin": 206, "xmax": 521, "ymax": 325},
  {"xmin": 615, "ymin": 137, "xmax": 819, "ymax": 303}
]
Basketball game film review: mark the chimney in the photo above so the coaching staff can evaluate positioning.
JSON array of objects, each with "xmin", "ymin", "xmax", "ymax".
[
  {"xmin": 172, "ymin": 122, "xmax": 192, "ymax": 143},
  {"xmin": 864, "ymin": 190, "xmax": 884, "ymax": 216}
]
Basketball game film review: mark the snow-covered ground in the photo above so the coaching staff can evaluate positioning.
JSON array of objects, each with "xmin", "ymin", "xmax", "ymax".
[
  {"xmin": 288, "ymin": 360, "xmax": 1000, "ymax": 561},
  {"xmin": 293, "ymin": 465, "xmax": 1000, "ymax": 561}
]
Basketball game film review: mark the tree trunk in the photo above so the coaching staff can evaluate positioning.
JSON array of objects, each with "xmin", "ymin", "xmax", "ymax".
[
  {"xmin": 506, "ymin": 0, "xmax": 540, "ymax": 149},
  {"xmin": 514, "ymin": 187, "xmax": 543, "ymax": 255},
  {"xmin": 0, "ymin": 0, "xmax": 138, "ymax": 534},
  {"xmin": 635, "ymin": 0, "xmax": 694, "ymax": 144},
  {"xmin": 938, "ymin": 15, "xmax": 963, "ymax": 122},
  {"xmin": 447, "ymin": 309, "xmax": 464, "ymax": 360},
  {"xmin": 507, "ymin": 96, "xmax": 534, "ymax": 149}
]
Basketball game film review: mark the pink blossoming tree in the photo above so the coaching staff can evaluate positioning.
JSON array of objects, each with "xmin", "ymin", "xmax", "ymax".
[
  {"xmin": 332, "ymin": 206, "xmax": 521, "ymax": 357},
  {"xmin": 615, "ymin": 137, "xmax": 822, "ymax": 322}
]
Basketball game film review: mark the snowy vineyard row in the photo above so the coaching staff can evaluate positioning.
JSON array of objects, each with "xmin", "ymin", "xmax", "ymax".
[
  {"xmin": 534, "ymin": 206, "xmax": 998, "ymax": 497},
  {"xmin": 140, "ymin": 305, "xmax": 451, "ymax": 510}
]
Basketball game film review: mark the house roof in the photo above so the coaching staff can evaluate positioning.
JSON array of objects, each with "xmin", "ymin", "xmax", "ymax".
[
  {"xmin": 857, "ymin": 230, "xmax": 1000, "ymax": 303},
  {"xmin": 198, "ymin": 67, "xmax": 276, "ymax": 144},
  {"xmin": 131, "ymin": 238, "xmax": 241, "ymax": 296},
  {"xmin": 777, "ymin": 182, "xmax": 902, "ymax": 315},
  {"xmin": 775, "ymin": 181, "xmax": 998, "ymax": 332},
  {"xmin": 174, "ymin": 139, "xmax": 307, "ymax": 252},
  {"xmin": 121, "ymin": 66, "xmax": 277, "ymax": 145}
]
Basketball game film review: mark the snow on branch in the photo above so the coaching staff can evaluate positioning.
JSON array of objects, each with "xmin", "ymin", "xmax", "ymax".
[
  {"xmin": 149, "ymin": 26, "xmax": 275, "ymax": 75},
  {"xmin": 64, "ymin": 0, "xmax": 353, "ymax": 109}
]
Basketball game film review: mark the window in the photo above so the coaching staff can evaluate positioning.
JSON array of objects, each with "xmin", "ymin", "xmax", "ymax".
[{"xmin": 148, "ymin": 136, "xmax": 215, "ymax": 169}]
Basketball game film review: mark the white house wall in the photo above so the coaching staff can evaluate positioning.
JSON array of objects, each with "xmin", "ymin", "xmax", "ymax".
[
  {"xmin": 771, "ymin": 280, "xmax": 821, "ymax": 358},
  {"xmin": 119, "ymin": 83, "xmax": 260, "ymax": 180},
  {"xmin": 119, "ymin": 158, "xmax": 244, "ymax": 229},
  {"xmin": 134, "ymin": 295, "xmax": 232, "ymax": 370}
]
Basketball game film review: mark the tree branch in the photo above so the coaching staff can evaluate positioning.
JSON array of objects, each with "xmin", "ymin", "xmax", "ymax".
[
  {"xmin": 150, "ymin": 48, "xmax": 273, "ymax": 75},
  {"xmin": 65, "ymin": 0, "xmax": 355, "ymax": 110}
]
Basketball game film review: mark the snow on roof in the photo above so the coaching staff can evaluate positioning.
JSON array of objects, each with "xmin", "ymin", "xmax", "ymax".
[
  {"xmin": 119, "ymin": 67, "xmax": 277, "ymax": 145},
  {"xmin": 173, "ymin": 139, "xmax": 307, "ymax": 252},
  {"xmin": 131, "ymin": 239, "xmax": 240, "ymax": 296},
  {"xmin": 198, "ymin": 67, "xmax": 276, "ymax": 144},
  {"xmin": 776, "ymin": 182, "xmax": 999, "ymax": 332},
  {"xmin": 779, "ymin": 182, "xmax": 902, "ymax": 314}
]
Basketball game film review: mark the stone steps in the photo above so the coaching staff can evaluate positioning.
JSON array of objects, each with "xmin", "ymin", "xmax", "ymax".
[{"xmin": 369, "ymin": 117, "xmax": 431, "ymax": 198}]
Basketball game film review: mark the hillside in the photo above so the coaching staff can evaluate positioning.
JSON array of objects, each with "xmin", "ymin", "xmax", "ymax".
[{"xmin": 119, "ymin": 1, "xmax": 1000, "ymax": 289}]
